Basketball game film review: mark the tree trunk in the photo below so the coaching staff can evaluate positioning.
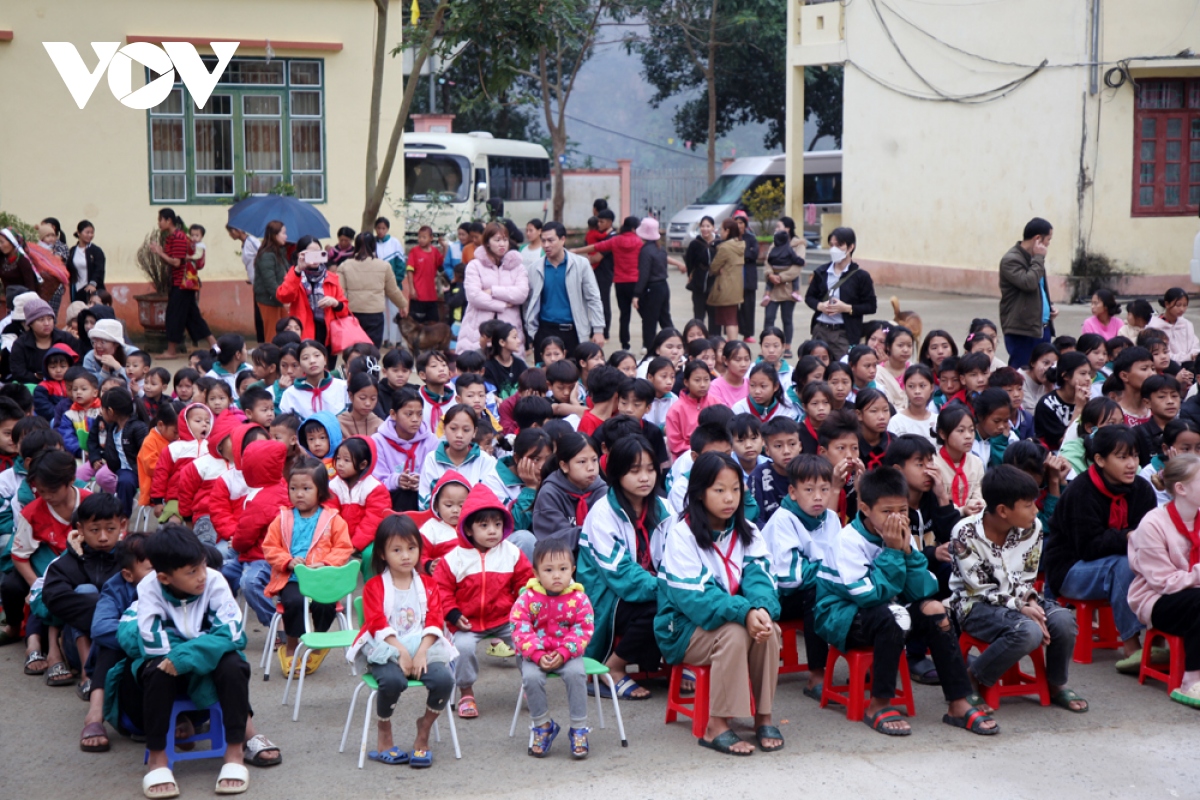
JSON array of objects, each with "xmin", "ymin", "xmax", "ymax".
[
  {"xmin": 705, "ymin": 0, "xmax": 719, "ymax": 183},
  {"xmin": 365, "ymin": 0, "xmax": 389, "ymax": 209},
  {"xmin": 552, "ymin": 128, "xmax": 566, "ymax": 221}
]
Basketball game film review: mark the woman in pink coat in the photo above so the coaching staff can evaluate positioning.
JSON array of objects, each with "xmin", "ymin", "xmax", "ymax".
[{"xmin": 457, "ymin": 222, "xmax": 530, "ymax": 353}]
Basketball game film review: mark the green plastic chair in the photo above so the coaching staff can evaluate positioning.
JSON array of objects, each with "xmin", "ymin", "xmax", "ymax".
[
  {"xmin": 277, "ymin": 561, "xmax": 360, "ymax": 715},
  {"xmin": 338, "ymin": 597, "xmax": 461, "ymax": 766},
  {"xmin": 506, "ymin": 655, "xmax": 628, "ymax": 748}
]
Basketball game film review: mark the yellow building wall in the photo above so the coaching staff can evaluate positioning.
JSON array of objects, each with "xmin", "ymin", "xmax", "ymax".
[
  {"xmin": 0, "ymin": 0, "xmax": 407, "ymax": 333},
  {"xmin": 789, "ymin": 0, "xmax": 1200, "ymax": 298}
]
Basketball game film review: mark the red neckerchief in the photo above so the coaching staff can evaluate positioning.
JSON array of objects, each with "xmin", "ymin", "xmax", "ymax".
[
  {"xmin": 1166, "ymin": 500, "xmax": 1200, "ymax": 568},
  {"xmin": 631, "ymin": 502, "xmax": 655, "ymax": 575},
  {"xmin": 837, "ymin": 488, "xmax": 848, "ymax": 523},
  {"xmin": 565, "ymin": 489, "xmax": 592, "ymax": 527},
  {"xmin": 864, "ymin": 433, "xmax": 892, "ymax": 470},
  {"xmin": 939, "ymin": 446, "xmax": 969, "ymax": 506},
  {"xmin": 804, "ymin": 417, "xmax": 819, "ymax": 445},
  {"xmin": 420, "ymin": 385, "xmax": 452, "ymax": 431},
  {"xmin": 382, "ymin": 434, "xmax": 420, "ymax": 472},
  {"xmin": 1088, "ymin": 465, "xmax": 1128, "ymax": 529},
  {"xmin": 71, "ymin": 397, "xmax": 102, "ymax": 413},
  {"xmin": 297, "ymin": 373, "xmax": 332, "ymax": 413},
  {"xmin": 713, "ymin": 530, "xmax": 741, "ymax": 595}
]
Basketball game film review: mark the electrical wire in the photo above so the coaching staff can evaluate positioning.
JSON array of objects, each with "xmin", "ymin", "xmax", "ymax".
[{"xmin": 565, "ymin": 113, "xmax": 709, "ymax": 160}]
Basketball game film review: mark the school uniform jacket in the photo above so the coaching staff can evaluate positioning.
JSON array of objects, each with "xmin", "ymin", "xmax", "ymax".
[
  {"xmin": 761, "ymin": 502, "xmax": 842, "ymax": 595},
  {"xmin": 261, "ymin": 506, "xmax": 354, "ymax": 597},
  {"xmin": 11, "ymin": 487, "xmax": 91, "ymax": 568},
  {"xmin": 433, "ymin": 484, "xmax": 533, "ymax": 630},
  {"xmin": 653, "ymin": 515, "xmax": 779, "ymax": 666},
  {"xmin": 577, "ymin": 490, "xmax": 670, "ymax": 660},
  {"xmin": 328, "ymin": 436, "xmax": 392, "ymax": 552},
  {"xmin": 814, "ymin": 514, "xmax": 937, "ymax": 652},
  {"xmin": 280, "ymin": 373, "xmax": 349, "ymax": 419},
  {"xmin": 230, "ymin": 440, "xmax": 289, "ymax": 563},
  {"xmin": 417, "ymin": 442, "xmax": 505, "ymax": 510},
  {"xmin": 347, "ymin": 572, "xmax": 448, "ymax": 662}
]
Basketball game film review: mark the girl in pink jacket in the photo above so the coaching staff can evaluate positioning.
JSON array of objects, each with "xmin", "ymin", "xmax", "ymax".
[
  {"xmin": 457, "ymin": 223, "xmax": 530, "ymax": 353},
  {"xmin": 1128, "ymin": 453, "xmax": 1200, "ymax": 708}
]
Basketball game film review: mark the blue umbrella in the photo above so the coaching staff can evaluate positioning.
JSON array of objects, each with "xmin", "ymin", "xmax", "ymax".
[{"xmin": 226, "ymin": 195, "xmax": 330, "ymax": 241}]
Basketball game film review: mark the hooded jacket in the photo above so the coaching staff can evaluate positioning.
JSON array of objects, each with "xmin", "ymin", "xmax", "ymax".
[
  {"xmin": 32, "ymin": 343, "xmax": 78, "ymax": 420},
  {"xmin": 434, "ymin": 484, "xmax": 533, "ymax": 630},
  {"xmin": 231, "ymin": 440, "xmax": 290, "ymax": 562},
  {"xmin": 764, "ymin": 230, "xmax": 806, "ymax": 304},
  {"xmin": 262, "ymin": 505, "xmax": 354, "ymax": 597},
  {"xmin": 510, "ymin": 578, "xmax": 595, "ymax": 664},
  {"xmin": 458, "ymin": 249, "xmax": 530, "ymax": 352},
  {"xmin": 274, "ymin": 266, "xmax": 350, "ymax": 345},
  {"xmin": 299, "ymin": 410, "xmax": 343, "ymax": 475},
  {"xmin": 209, "ymin": 423, "xmax": 263, "ymax": 543},
  {"xmin": 420, "ymin": 470, "xmax": 472, "ymax": 562},
  {"xmin": 41, "ymin": 530, "xmax": 121, "ymax": 634},
  {"xmin": 371, "ymin": 416, "xmax": 438, "ymax": 494},
  {"xmin": 329, "ymin": 436, "xmax": 392, "ymax": 551},
  {"xmin": 348, "ymin": 571, "xmax": 447, "ymax": 663},
  {"xmin": 172, "ymin": 411, "xmax": 239, "ymax": 521},
  {"xmin": 531, "ymin": 468, "xmax": 607, "ymax": 550},
  {"xmin": 151, "ymin": 402, "xmax": 212, "ymax": 504}
]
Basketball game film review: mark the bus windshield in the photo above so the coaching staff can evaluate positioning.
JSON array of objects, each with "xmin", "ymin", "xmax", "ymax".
[
  {"xmin": 404, "ymin": 153, "xmax": 471, "ymax": 203},
  {"xmin": 693, "ymin": 174, "xmax": 758, "ymax": 205}
]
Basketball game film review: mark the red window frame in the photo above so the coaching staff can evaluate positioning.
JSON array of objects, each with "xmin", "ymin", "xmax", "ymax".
[{"xmin": 1132, "ymin": 78, "xmax": 1200, "ymax": 217}]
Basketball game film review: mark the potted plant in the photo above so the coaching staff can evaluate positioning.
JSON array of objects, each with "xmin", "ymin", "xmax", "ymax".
[{"xmin": 135, "ymin": 230, "xmax": 173, "ymax": 331}]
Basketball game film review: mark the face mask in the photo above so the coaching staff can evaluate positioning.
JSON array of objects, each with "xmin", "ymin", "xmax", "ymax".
[{"xmin": 829, "ymin": 246, "xmax": 847, "ymax": 264}]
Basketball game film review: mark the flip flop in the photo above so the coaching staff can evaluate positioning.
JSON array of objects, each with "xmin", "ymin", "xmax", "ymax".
[
  {"xmin": 1049, "ymin": 688, "xmax": 1088, "ymax": 713},
  {"xmin": 697, "ymin": 729, "xmax": 753, "ymax": 756},
  {"xmin": 409, "ymin": 749, "xmax": 433, "ymax": 768},
  {"xmin": 243, "ymin": 734, "xmax": 282, "ymax": 766},
  {"xmin": 76, "ymin": 677, "xmax": 93, "ymax": 702},
  {"xmin": 457, "ymin": 695, "xmax": 479, "ymax": 718},
  {"xmin": 755, "ymin": 725, "xmax": 785, "ymax": 752},
  {"xmin": 588, "ymin": 675, "xmax": 651, "ymax": 700},
  {"xmin": 485, "ymin": 641, "xmax": 515, "ymax": 658},
  {"xmin": 214, "ymin": 762, "xmax": 249, "ymax": 795},
  {"xmin": 680, "ymin": 667, "xmax": 697, "ymax": 695},
  {"xmin": 909, "ymin": 657, "xmax": 940, "ymax": 685},
  {"xmin": 943, "ymin": 708, "xmax": 1000, "ymax": 736},
  {"xmin": 46, "ymin": 662, "xmax": 76, "ymax": 687},
  {"xmin": 24, "ymin": 650, "xmax": 47, "ymax": 675},
  {"xmin": 964, "ymin": 692, "xmax": 995, "ymax": 714},
  {"xmin": 863, "ymin": 708, "xmax": 911, "ymax": 736},
  {"xmin": 367, "ymin": 747, "xmax": 410, "ymax": 765},
  {"xmin": 142, "ymin": 767, "xmax": 179, "ymax": 799},
  {"xmin": 802, "ymin": 682, "xmax": 822, "ymax": 702},
  {"xmin": 80, "ymin": 721, "xmax": 110, "ymax": 753}
]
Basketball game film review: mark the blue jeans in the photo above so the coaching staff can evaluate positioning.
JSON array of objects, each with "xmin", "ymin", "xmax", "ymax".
[
  {"xmin": 962, "ymin": 599, "xmax": 1076, "ymax": 687},
  {"xmin": 115, "ymin": 468, "xmax": 138, "ymax": 519},
  {"xmin": 62, "ymin": 584, "xmax": 100, "ymax": 671},
  {"xmin": 240, "ymin": 559, "xmax": 275, "ymax": 626},
  {"xmin": 215, "ymin": 540, "xmax": 242, "ymax": 596},
  {"xmin": 1057, "ymin": 555, "xmax": 1142, "ymax": 642},
  {"xmin": 1004, "ymin": 328, "xmax": 1052, "ymax": 370}
]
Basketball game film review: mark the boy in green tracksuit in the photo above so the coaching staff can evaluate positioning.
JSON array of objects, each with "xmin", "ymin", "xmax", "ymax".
[{"xmin": 814, "ymin": 466, "xmax": 997, "ymax": 738}]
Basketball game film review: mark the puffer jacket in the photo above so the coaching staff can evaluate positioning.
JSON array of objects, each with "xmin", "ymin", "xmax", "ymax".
[
  {"xmin": 707, "ymin": 238, "xmax": 745, "ymax": 307},
  {"xmin": 329, "ymin": 436, "xmax": 392, "ymax": 551},
  {"xmin": 457, "ymin": 249, "xmax": 530, "ymax": 352},
  {"xmin": 765, "ymin": 230, "xmax": 806, "ymax": 303},
  {"xmin": 151, "ymin": 402, "xmax": 212, "ymax": 505},
  {"xmin": 262, "ymin": 506, "xmax": 354, "ymax": 597},
  {"xmin": 510, "ymin": 578, "xmax": 595, "ymax": 664},
  {"xmin": 208, "ymin": 422, "xmax": 262, "ymax": 543},
  {"xmin": 434, "ymin": 483, "xmax": 533, "ymax": 630},
  {"xmin": 231, "ymin": 440, "xmax": 289, "ymax": 563},
  {"xmin": 253, "ymin": 248, "xmax": 288, "ymax": 307},
  {"xmin": 337, "ymin": 256, "xmax": 408, "ymax": 316},
  {"xmin": 172, "ymin": 411, "xmax": 239, "ymax": 520},
  {"xmin": 998, "ymin": 242, "xmax": 1047, "ymax": 339}
]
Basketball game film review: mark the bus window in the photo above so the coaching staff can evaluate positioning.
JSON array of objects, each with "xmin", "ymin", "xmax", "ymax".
[
  {"xmin": 489, "ymin": 156, "xmax": 551, "ymax": 201},
  {"xmin": 803, "ymin": 173, "xmax": 842, "ymax": 204},
  {"xmin": 404, "ymin": 153, "xmax": 471, "ymax": 202}
]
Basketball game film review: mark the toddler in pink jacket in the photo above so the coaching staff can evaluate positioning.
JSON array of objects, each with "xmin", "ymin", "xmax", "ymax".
[{"xmin": 510, "ymin": 539, "xmax": 595, "ymax": 759}]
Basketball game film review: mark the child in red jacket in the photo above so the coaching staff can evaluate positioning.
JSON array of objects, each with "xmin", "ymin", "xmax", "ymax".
[
  {"xmin": 419, "ymin": 470, "xmax": 472, "ymax": 574},
  {"xmin": 231, "ymin": 440, "xmax": 290, "ymax": 626},
  {"xmin": 329, "ymin": 436, "xmax": 391, "ymax": 553},
  {"xmin": 151, "ymin": 402, "xmax": 212, "ymax": 518},
  {"xmin": 209, "ymin": 423, "xmax": 270, "ymax": 591},
  {"xmin": 434, "ymin": 483, "xmax": 533, "ymax": 719},
  {"xmin": 170, "ymin": 411, "xmax": 239, "ymax": 543},
  {"xmin": 511, "ymin": 538, "xmax": 595, "ymax": 758},
  {"xmin": 349, "ymin": 515, "xmax": 456, "ymax": 767}
]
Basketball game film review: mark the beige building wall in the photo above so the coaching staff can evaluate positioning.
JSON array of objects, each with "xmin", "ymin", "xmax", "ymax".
[
  {"xmin": 0, "ymin": 0, "xmax": 407, "ymax": 333},
  {"xmin": 789, "ymin": 0, "xmax": 1200, "ymax": 299}
]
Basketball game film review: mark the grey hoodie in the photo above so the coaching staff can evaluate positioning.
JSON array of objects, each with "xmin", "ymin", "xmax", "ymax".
[{"xmin": 531, "ymin": 468, "xmax": 608, "ymax": 549}]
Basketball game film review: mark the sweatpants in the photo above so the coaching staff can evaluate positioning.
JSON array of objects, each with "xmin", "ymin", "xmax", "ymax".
[
  {"xmin": 961, "ymin": 599, "xmax": 1077, "ymax": 688},
  {"xmin": 521, "ymin": 656, "xmax": 588, "ymax": 727},
  {"xmin": 682, "ymin": 621, "xmax": 780, "ymax": 719},
  {"xmin": 137, "ymin": 652, "xmax": 250, "ymax": 751},
  {"xmin": 611, "ymin": 599, "xmax": 660, "ymax": 672},
  {"xmin": 278, "ymin": 581, "xmax": 336, "ymax": 639},
  {"xmin": 1150, "ymin": 587, "xmax": 1200, "ymax": 671},
  {"xmin": 845, "ymin": 601, "xmax": 972, "ymax": 703},
  {"xmin": 778, "ymin": 586, "xmax": 829, "ymax": 673},
  {"xmin": 370, "ymin": 660, "xmax": 454, "ymax": 718},
  {"xmin": 638, "ymin": 281, "xmax": 673, "ymax": 351},
  {"xmin": 451, "ymin": 623, "xmax": 513, "ymax": 688}
]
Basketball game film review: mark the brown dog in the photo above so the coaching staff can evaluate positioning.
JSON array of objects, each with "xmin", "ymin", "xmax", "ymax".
[
  {"xmin": 399, "ymin": 314, "xmax": 452, "ymax": 355},
  {"xmin": 890, "ymin": 296, "xmax": 922, "ymax": 341}
]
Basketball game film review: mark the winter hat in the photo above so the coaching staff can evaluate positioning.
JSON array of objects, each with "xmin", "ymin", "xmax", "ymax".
[
  {"xmin": 22, "ymin": 297, "xmax": 54, "ymax": 324},
  {"xmin": 88, "ymin": 318, "xmax": 124, "ymax": 344},
  {"xmin": 10, "ymin": 291, "xmax": 39, "ymax": 321},
  {"xmin": 635, "ymin": 217, "xmax": 662, "ymax": 241},
  {"xmin": 65, "ymin": 300, "xmax": 88, "ymax": 326}
]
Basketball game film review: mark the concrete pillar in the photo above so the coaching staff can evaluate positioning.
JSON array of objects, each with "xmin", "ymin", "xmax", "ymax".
[
  {"xmin": 784, "ymin": 0, "xmax": 807, "ymax": 222},
  {"xmin": 617, "ymin": 158, "xmax": 632, "ymax": 219}
]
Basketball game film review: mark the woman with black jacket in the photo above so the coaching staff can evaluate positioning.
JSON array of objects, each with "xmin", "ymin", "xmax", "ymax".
[
  {"xmin": 9, "ymin": 296, "xmax": 83, "ymax": 383},
  {"xmin": 66, "ymin": 220, "xmax": 105, "ymax": 302},
  {"xmin": 685, "ymin": 216, "xmax": 720, "ymax": 326},
  {"xmin": 803, "ymin": 226, "xmax": 876, "ymax": 361},
  {"xmin": 633, "ymin": 218, "xmax": 681, "ymax": 348}
]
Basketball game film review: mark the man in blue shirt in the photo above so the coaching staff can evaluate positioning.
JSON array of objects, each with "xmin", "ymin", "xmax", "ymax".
[{"xmin": 523, "ymin": 222, "xmax": 606, "ymax": 362}]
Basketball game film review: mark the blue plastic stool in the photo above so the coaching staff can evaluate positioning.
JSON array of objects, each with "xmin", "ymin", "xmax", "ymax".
[{"xmin": 143, "ymin": 698, "xmax": 227, "ymax": 769}]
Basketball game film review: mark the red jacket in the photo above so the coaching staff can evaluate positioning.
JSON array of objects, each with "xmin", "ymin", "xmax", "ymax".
[
  {"xmin": 209, "ymin": 422, "xmax": 265, "ymax": 543},
  {"xmin": 231, "ymin": 440, "xmax": 289, "ymax": 562},
  {"xmin": 591, "ymin": 230, "xmax": 643, "ymax": 284},
  {"xmin": 498, "ymin": 392, "xmax": 520, "ymax": 435},
  {"xmin": 172, "ymin": 411, "xmax": 240, "ymax": 522},
  {"xmin": 151, "ymin": 402, "xmax": 212, "ymax": 504},
  {"xmin": 420, "ymin": 470, "xmax": 472, "ymax": 562},
  {"xmin": 274, "ymin": 268, "xmax": 350, "ymax": 345},
  {"xmin": 434, "ymin": 483, "xmax": 533, "ymax": 630},
  {"xmin": 328, "ymin": 436, "xmax": 393, "ymax": 551},
  {"xmin": 350, "ymin": 572, "xmax": 445, "ymax": 660}
]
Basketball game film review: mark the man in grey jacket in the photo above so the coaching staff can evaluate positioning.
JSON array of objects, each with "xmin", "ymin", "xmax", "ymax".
[
  {"xmin": 524, "ymin": 221, "xmax": 606, "ymax": 361},
  {"xmin": 999, "ymin": 217, "xmax": 1057, "ymax": 370}
]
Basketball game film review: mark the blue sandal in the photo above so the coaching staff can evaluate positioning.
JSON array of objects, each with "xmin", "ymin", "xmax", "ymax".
[
  {"xmin": 367, "ymin": 747, "xmax": 409, "ymax": 765},
  {"xmin": 569, "ymin": 727, "xmax": 590, "ymax": 759},
  {"xmin": 409, "ymin": 749, "xmax": 432, "ymax": 768},
  {"xmin": 528, "ymin": 720, "xmax": 560, "ymax": 757}
]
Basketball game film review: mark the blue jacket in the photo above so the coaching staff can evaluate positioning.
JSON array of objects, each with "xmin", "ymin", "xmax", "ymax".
[{"xmin": 93, "ymin": 571, "xmax": 138, "ymax": 651}]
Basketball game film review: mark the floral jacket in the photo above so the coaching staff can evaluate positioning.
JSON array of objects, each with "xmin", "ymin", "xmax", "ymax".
[{"xmin": 510, "ymin": 578, "xmax": 594, "ymax": 664}]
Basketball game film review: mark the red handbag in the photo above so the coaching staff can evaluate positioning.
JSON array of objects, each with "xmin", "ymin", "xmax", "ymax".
[{"xmin": 328, "ymin": 313, "xmax": 372, "ymax": 352}]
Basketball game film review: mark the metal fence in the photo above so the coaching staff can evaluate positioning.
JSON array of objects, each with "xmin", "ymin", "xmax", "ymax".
[{"xmin": 629, "ymin": 167, "xmax": 710, "ymax": 221}]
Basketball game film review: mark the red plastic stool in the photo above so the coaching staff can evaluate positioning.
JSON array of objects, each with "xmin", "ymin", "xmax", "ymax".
[
  {"xmin": 778, "ymin": 619, "xmax": 809, "ymax": 675},
  {"xmin": 1139, "ymin": 629, "xmax": 1187, "ymax": 694},
  {"xmin": 1057, "ymin": 597, "xmax": 1121, "ymax": 664},
  {"xmin": 664, "ymin": 664, "xmax": 756, "ymax": 737},
  {"xmin": 958, "ymin": 633, "xmax": 1050, "ymax": 708},
  {"xmin": 820, "ymin": 647, "xmax": 915, "ymax": 721}
]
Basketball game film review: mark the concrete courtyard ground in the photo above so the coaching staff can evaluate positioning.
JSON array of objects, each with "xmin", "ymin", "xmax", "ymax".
[{"xmin": 3, "ymin": 273, "xmax": 1196, "ymax": 798}]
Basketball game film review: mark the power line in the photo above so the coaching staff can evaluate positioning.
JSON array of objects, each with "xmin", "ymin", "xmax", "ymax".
[{"xmin": 564, "ymin": 113, "xmax": 709, "ymax": 161}]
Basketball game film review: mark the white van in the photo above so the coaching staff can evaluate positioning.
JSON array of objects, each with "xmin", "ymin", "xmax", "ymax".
[
  {"xmin": 402, "ymin": 132, "xmax": 551, "ymax": 237},
  {"xmin": 666, "ymin": 150, "xmax": 842, "ymax": 250}
]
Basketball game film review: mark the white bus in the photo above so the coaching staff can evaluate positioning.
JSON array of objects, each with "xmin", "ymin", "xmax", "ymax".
[
  {"xmin": 666, "ymin": 150, "xmax": 842, "ymax": 250},
  {"xmin": 402, "ymin": 132, "xmax": 551, "ymax": 237}
]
